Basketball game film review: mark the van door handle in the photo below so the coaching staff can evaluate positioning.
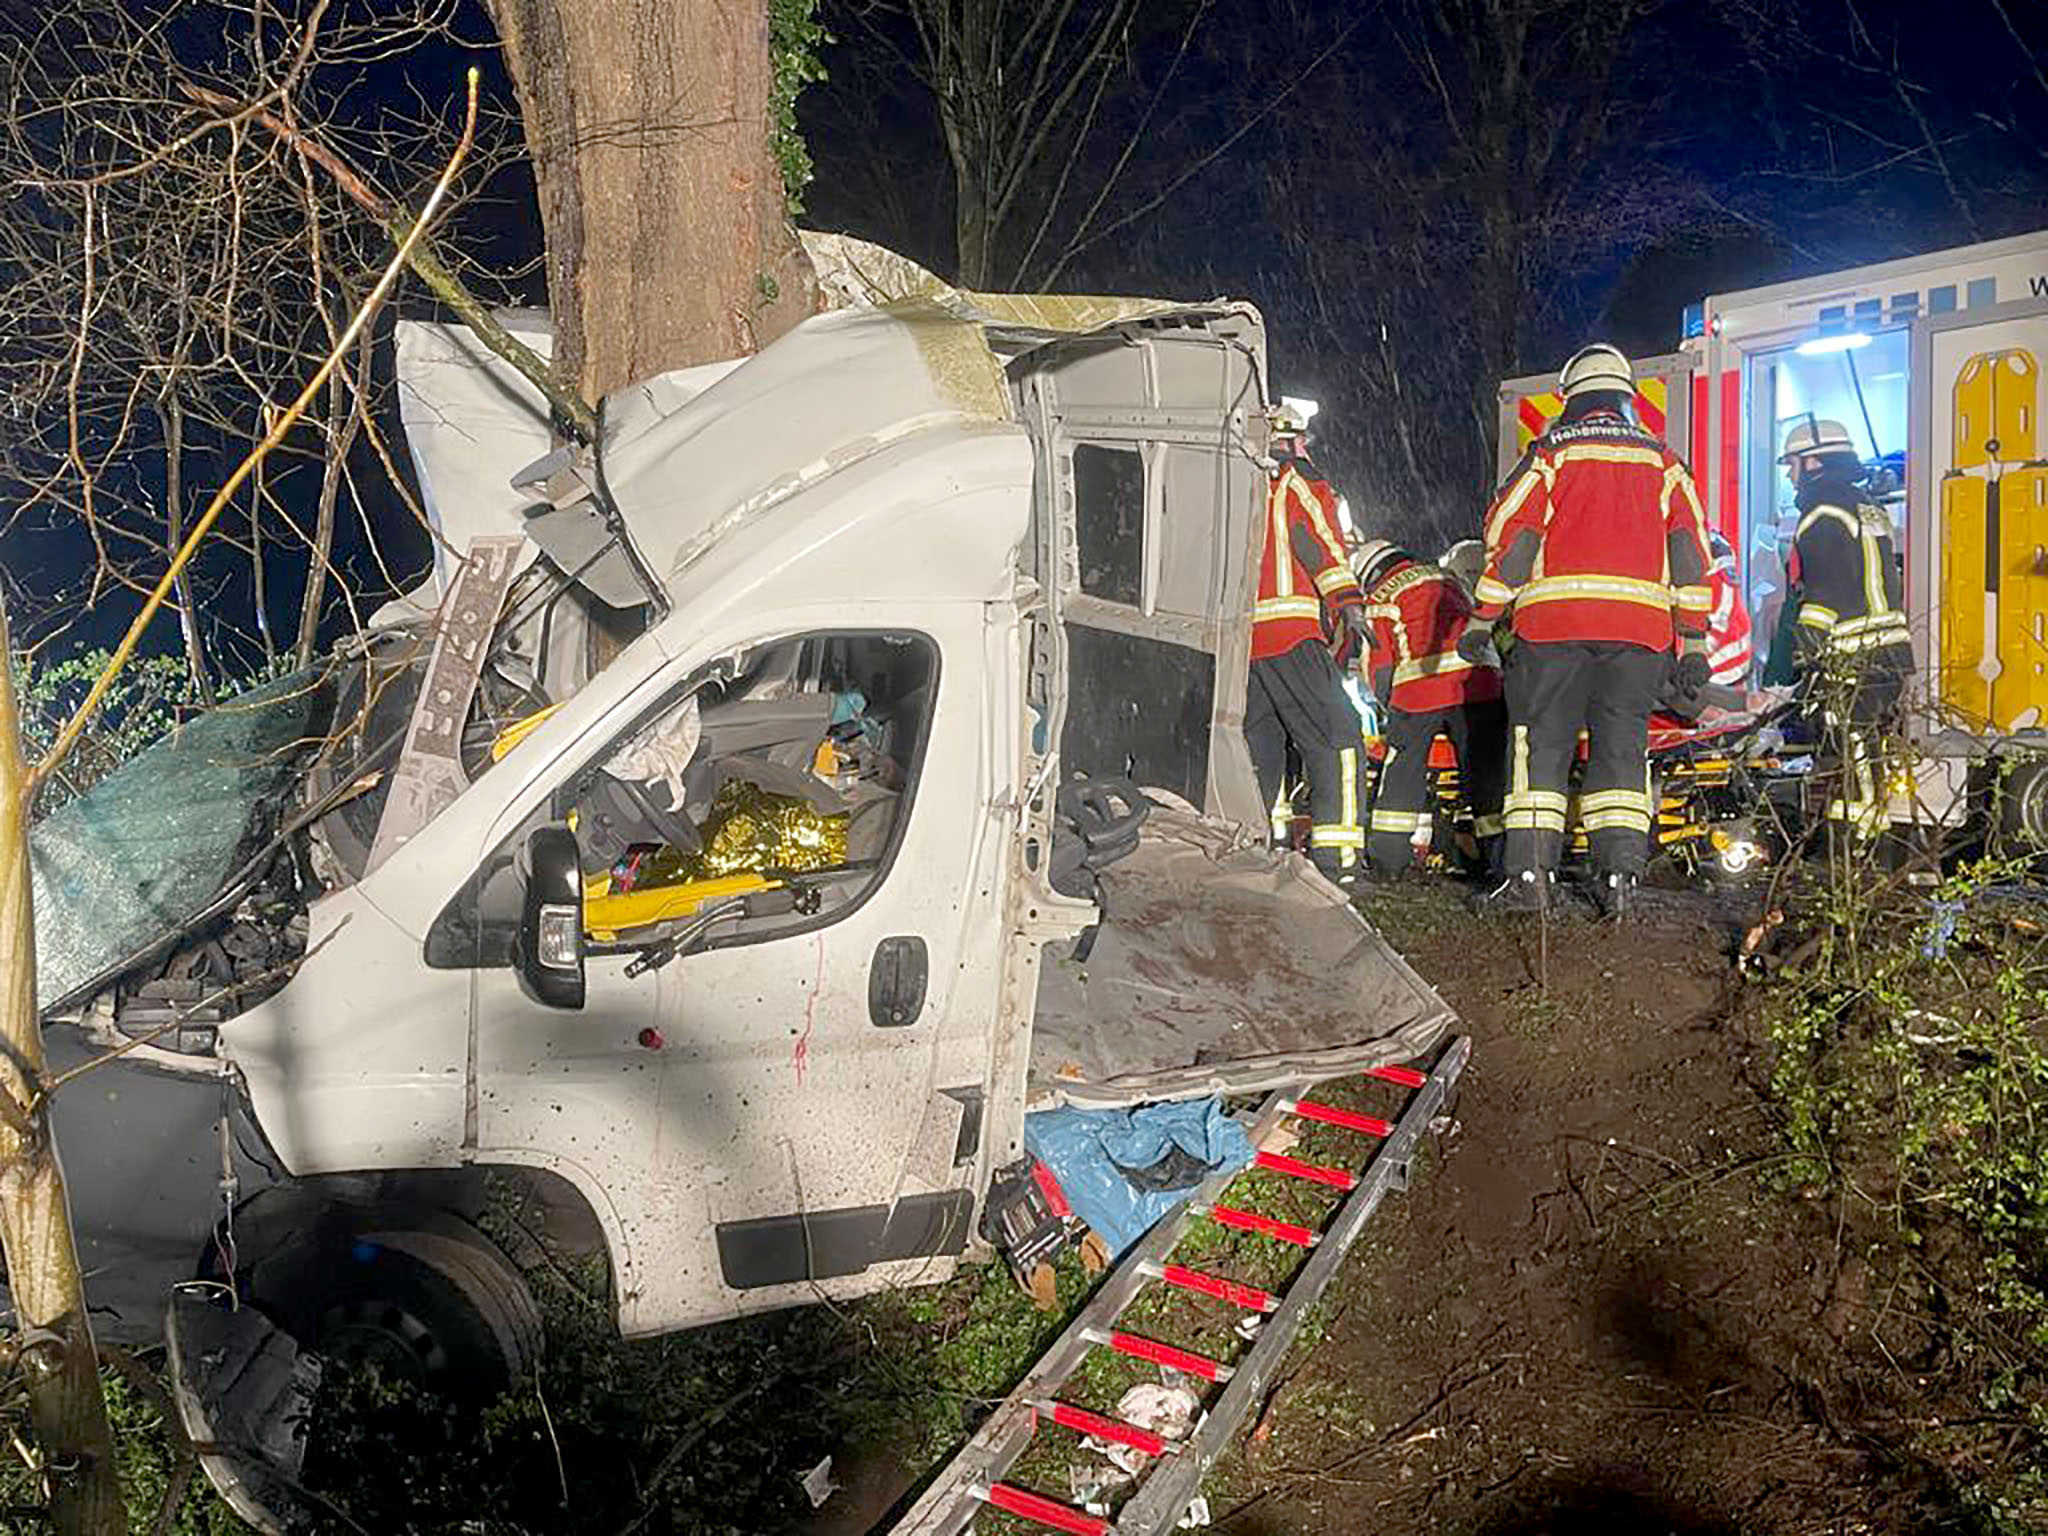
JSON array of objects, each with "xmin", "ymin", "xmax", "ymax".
[{"xmin": 869, "ymin": 936, "xmax": 928, "ymax": 1028}]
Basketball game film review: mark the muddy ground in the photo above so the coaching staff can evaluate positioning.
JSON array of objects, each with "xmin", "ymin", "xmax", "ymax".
[
  {"xmin": 246, "ymin": 865, "xmax": 2020, "ymax": 1534},
  {"xmin": 1201, "ymin": 879, "xmax": 1972, "ymax": 1536},
  {"xmin": 805, "ymin": 876, "xmax": 1998, "ymax": 1536}
]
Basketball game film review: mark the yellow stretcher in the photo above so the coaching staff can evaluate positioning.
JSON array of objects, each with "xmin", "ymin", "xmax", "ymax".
[
  {"xmin": 1363, "ymin": 729, "xmax": 1743, "ymax": 873},
  {"xmin": 1941, "ymin": 349, "xmax": 2048, "ymax": 731}
]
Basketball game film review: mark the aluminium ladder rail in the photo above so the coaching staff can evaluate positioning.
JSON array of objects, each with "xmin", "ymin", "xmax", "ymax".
[{"xmin": 886, "ymin": 1035, "xmax": 1471, "ymax": 1536}]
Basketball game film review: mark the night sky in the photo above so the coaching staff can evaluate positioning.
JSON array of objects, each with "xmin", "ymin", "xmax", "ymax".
[{"xmin": 4, "ymin": 0, "xmax": 2046, "ymax": 666}]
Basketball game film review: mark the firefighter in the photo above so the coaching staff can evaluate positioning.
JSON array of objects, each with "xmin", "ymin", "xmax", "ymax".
[
  {"xmin": 1665, "ymin": 530, "xmax": 1755, "ymax": 718},
  {"xmin": 1704, "ymin": 531, "xmax": 1755, "ymax": 687},
  {"xmin": 1778, "ymin": 418, "xmax": 1913, "ymax": 848},
  {"xmin": 1248, "ymin": 403, "xmax": 1369, "ymax": 881},
  {"xmin": 1352, "ymin": 539, "xmax": 1507, "ymax": 879},
  {"xmin": 1460, "ymin": 344, "xmax": 1715, "ymax": 918}
]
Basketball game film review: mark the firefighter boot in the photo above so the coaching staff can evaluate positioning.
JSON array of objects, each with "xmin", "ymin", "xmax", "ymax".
[
  {"xmin": 1469, "ymin": 869, "xmax": 1552, "ymax": 916},
  {"xmin": 1589, "ymin": 870, "xmax": 1639, "ymax": 923}
]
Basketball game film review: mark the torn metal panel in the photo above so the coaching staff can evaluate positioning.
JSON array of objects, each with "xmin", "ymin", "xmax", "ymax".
[
  {"xmin": 166, "ymin": 1293, "xmax": 320, "ymax": 1536},
  {"xmin": 1029, "ymin": 803, "xmax": 1454, "ymax": 1105},
  {"xmin": 364, "ymin": 536, "xmax": 523, "ymax": 869}
]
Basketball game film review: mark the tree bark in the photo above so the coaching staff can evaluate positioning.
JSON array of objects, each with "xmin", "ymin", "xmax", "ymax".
[
  {"xmin": 0, "ymin": 595, "xmax": 127, "ymax": 1536},
  {"xmin": 296, "ymin": 336, "xmax": 368, "ymax": 669},
  {"xmin": 156, "ymin": 396, "xmax": 215, "ymax": 708},
  {"xmin": 486, "ymin": 0, "xmax": 818, "ymax": 400}
]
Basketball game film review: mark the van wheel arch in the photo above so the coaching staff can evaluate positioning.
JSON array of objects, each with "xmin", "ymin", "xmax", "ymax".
[{"xmin": 215, "ymin": 1174, "xmax": 575, "ymax": 1396}]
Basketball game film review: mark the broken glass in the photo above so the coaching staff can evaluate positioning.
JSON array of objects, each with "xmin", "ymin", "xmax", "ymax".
[{"xmin": 31, "ymin": 667, "xmax": 335, "ymax": 1014}]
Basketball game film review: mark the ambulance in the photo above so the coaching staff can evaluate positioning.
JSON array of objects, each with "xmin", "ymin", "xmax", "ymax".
[{"xmin": 1499, "ymin": 228, "xmax": 2048, "ymax": 840}]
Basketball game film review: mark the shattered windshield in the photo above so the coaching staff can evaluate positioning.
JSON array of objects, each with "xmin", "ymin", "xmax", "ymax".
[{"xmin": 31, "ymin": 668, "xmax": 335, "ymax": 1015}]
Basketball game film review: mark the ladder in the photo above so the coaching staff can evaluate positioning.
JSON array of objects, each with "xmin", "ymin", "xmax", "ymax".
[{"xmin": 887, "ymin": 1035, "xmax": 1472, "ymax": 1536}]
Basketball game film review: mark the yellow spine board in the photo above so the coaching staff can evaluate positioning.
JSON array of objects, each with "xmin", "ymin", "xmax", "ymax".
[
  {"xmin": 1940, "ymin": 348, "xmax": 2045, "ymax": 732},
  {"xmin": 1996, "ymin": 351, "xmax": 2040, "ymax": 461},
  {"xmin": 492, "ymin": 702, "xmax": 567, "ymax": 762},
  {"xmin": 1954, "ymin": 356, "xmax": 1996, "ymax": 470},
  {"xmin": 1942, "ymin": 472, "xmax": 1991, "ymax": 727},
  {"xmin": 584, "ymin": 872, "xmax": 776, "ymax": 943},
  {"xmin": 1996, "ymin": 465, "xmax": 2048, "ymax": 730}
]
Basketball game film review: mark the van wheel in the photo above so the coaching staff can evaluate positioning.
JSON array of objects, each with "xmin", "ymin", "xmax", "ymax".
[
  {"xmin": 238, "ymin": 1208, "xmax": 543, "ymax": 1398},
  {"xmin": 1997, "ymin": 759, "xmax": 2048, "ymax": 854}
]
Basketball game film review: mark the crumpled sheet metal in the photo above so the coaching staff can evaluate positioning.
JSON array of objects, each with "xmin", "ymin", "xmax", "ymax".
[
  {"xmin": 1029, "ymin": 802, "xmax": 1454, "ymax": 1106},
  {"xmin": 802, "ymin": 231, "xmax": 1201, "ymax": 336}
]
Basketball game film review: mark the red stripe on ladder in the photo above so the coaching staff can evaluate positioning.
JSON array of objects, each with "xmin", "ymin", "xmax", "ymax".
[
  {"xmin": 1089, "ymin": 1327, "xmax": 1233, "ymax": 1381},
  {"xmin": 1203, "ymin": 1204, "xmax": 1319, "ymax": 1246},
  {"xmin": 1156, "ymin": 1262, "xmax": 1278, "ymax": 1312},
  {"xmin": 1366, "ymin": 1064, "xmax": 1427, "ymax": 1088},
  {"xmin": 979, "ymin": 1483, "xmax": 1109, "ymax": 1536},
  {"xmin": 1043, "ymin": 1400, "xmax": 1169, "ymax": 1458},
  {"xmin": 1255, "ymin": 1149, "xmax": 1358, "ymax": 1190},
  {"xmin": 1287, "ymin": 1100, "xmax": 1392, "ymax": 1138}
]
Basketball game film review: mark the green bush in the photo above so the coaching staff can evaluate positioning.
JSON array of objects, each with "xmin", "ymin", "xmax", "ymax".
[{"xmin": 1760, "ymin": 843, "xmax": 2048, "ymax": 1526}]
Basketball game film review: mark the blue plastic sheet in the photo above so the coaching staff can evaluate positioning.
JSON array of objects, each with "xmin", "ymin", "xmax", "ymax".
[{"xmin": 1024, "ymin": 1097, "xmax": 1254, "ymax": 1257}]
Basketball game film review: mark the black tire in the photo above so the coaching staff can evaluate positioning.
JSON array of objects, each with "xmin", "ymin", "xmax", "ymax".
[
  {"xmin": 1997, "ymin": 759, "xmax": 2048, "ymax": 856},
  {"xmin": 234, "ymin": 1203, "xmax": 542, "ymax": 1398}
]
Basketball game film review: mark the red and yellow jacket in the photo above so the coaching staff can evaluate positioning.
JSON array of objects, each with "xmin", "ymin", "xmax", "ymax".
[
  {"xmin": 1705, "ymin": 550, "xmax": 1754, "ymax": 685},
  {"xmin": 1254, "ymin": 464, "xmax": 1362, "ymax": 662},
  {"xmin": 1362, "ymin": 559, "xmax": 1502, "ymax": 713},
  {"xmin": 1474, "ymin": 411, "xmax": 1713, "ymax": 652}
]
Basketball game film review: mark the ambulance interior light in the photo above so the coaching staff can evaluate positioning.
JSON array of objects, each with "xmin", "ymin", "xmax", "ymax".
[{"xmin": 1796, "ymin": 331, "xmax": 1873, "ymax": 357}]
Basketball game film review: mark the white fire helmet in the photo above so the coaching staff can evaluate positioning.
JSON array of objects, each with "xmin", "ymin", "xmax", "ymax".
[
  {"xmin": 1778, "ymin": 417, "xmax": 1857, "ymax": 463},
  {"xmin": 1350, "ymin": 538, "xmax": 1404, "ymax": 592},
  {"xmin": 1558, "ymin": 343, "xmax": 1635, "ymax": 400}
]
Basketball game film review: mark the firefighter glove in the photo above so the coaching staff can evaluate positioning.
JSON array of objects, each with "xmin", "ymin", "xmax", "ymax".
[
  {"xmin": 1456, "ymin": 621, "xmax": 1499, "ymax": 669},
  {"xmin": 1674, "ymin": 650, "xmax": 1711, "ymax": 693},
  {"xmin": 1333, "ymin": 604, "xmax": 1368, "ymax": 666}
]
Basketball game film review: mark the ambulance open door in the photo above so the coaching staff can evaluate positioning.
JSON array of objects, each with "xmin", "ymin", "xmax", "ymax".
[{"xmin": 1912, "ymin": 299, "xmax": 2048, "ymax": 736}]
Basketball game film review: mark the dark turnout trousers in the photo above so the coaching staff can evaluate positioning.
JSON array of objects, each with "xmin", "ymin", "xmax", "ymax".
[
  {"xmin": 1810, "ymin": 645, "xmax": 1911, "ymax": 852},
  {"xmin": 1247, "ymin": 638, "xmax": 1365, "ymax": 878},
  {"xmin": 1367, "ymin": 699, "xmax": 1508, "ymax": 874},
  {"xmin": 1501, "ymin": 639, "xmax": 1668, "ymax": 879}
]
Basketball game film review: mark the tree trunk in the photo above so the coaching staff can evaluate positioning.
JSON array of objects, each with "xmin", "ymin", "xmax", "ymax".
[
  {"xmin": 0, "ymin": 597, "xmax": 127, "ymax": 1536},
  {"xmin": 156, "ymin": 397, "xmax": 215, "ymax": 708},
  {"xmin": 953, "ymin": 163, "xmax": 993, "ymax": 290},
  {"xmin": 296, "ymin": 337, "xmax": 368, "ymax": 669},
  {"xmin": 486, "ymin": 0, "xmax": 819, "ymax": 400}
]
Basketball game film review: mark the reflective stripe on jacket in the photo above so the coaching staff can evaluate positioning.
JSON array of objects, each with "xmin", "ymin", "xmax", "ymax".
[
  {"xmin": 1706, "ymin": 560, "xmax": 1754, "ymax": 685},
  {"xmin": 1790, "ymin": 479, "xmax": 1911, "ymax": 666},
  {"xmin": 1362, "ymin": 560, "xmax": 1503, "ymax": 713},
  {"xmin": 1474, "ymin": 412, "xmax": 1713, "ymax": 652},
  {"xmin": 1253, "ymin": 464, "xmax": 1362, "ymax": 661}
]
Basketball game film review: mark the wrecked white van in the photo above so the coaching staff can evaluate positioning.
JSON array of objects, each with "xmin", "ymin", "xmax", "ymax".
[{"xmin": 29, "ymin": 267, "xmax": 1451, "ymax": 1517}]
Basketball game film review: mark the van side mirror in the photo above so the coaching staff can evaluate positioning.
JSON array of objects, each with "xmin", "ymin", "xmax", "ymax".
[{"xmin": 517, "ymin": 824, "xmax": 585, "ymax": 1010}]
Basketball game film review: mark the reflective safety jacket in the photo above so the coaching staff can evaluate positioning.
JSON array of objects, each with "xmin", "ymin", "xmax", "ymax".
[
  {"xmin": 1475, "ymin": 410, "xmax": 1713, "ymax": 652},
  {"xmin": 1789, "ymin": 473, "xmax": 1912, "ymax": 670},
  {"xmin": 1362, "ymin": 558, "xmax": 1503, "ymax": 714},
  {"xmin": 1705, "ymin": 553, "xmax": 1755, "ymax": 685},
  {"xmin": 1253, "ymin": 462, "xmax": 1363, "ymax": 662}
]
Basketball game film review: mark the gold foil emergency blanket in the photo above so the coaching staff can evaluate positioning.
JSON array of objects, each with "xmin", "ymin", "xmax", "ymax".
[{"xmin": 637, "ymin": 781, "xmax": 848, "ymax": 886}]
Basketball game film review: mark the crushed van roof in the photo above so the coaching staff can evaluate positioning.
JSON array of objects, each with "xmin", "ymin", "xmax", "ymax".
[{"xmin": 395, "ymin": 233, "xmax": 1259, "ymax": 609}]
